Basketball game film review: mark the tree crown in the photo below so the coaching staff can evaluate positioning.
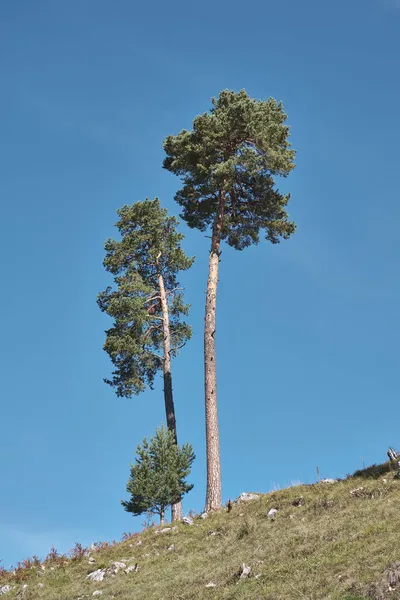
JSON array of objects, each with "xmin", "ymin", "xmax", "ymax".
[
  {"xmin": 98, "ymin": 198, "xmax": 194, "ymax": 397},
  {"xmin": 163, "ymin": 89, "xmax": 296, "ymax": 249}
]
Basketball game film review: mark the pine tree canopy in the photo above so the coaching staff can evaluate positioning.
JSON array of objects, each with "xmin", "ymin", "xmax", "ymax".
[
  {"xmin": 97, "ymin": 198, "xmax": 194, "ymax": 397},
  {"xmin": 163, "ymin": 89, "xmax": 296, "ymax": 249},
  {"xmin": 122, "ymin": 425, "xmax": 195, "ymax": 520}
]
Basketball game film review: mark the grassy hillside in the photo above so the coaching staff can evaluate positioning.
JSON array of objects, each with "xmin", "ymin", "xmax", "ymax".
[{"xmin": 2, "ymin": 461, "xmax": 400, "ymax": 600}]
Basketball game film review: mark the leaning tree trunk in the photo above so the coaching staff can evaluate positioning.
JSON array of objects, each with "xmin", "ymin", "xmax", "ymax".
[
  {"xmin": 158, "ymin": 272, "xmax": 183, "ymax": 522},
  {"xmin": 204, "ymin": 192, "xmax": 225, "ymax": 512}
]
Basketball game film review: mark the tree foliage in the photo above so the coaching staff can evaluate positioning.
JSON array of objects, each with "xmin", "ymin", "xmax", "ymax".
[
  {"xmin": 97, "ymin": 198, "xmax": 194, "ymax": 397},
  {"xmin": 163, "ymin": 89, "xmax": 296, "ymax": 511},
  {"xmin": 122, "ymin": 425, "xmax": 195, "ymax": 522},
  {"xmin": 163, "ymin": 89, "xmax": 296, "ymax": 249}
]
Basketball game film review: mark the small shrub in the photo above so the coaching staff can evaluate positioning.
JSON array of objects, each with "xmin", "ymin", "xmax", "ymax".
[
  {"xmin": 141, "ymin": 512, "xmax": 155, "ymax": 530},
  {"xmin": 121, "ymin": 532, "xmax": 136, "ymax": 542},
  {"xmin": 0, "ymin": 560, "xmax": 8, "ymax": 582},
  {"xmin": 69, "ymin": 542, "xmax": 86, "ymax": 561},
  {"xmin": 45, "ymin": 546, "xmax": 65, "ymax": 566},
  {"xmin": 91, "ymin": 541, "xmax": 110, "ymax": 551}
]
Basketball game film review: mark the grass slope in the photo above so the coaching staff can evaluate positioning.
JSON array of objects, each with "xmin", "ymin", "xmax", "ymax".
[{"xmin": 2, "ymin": 462, "xmax": 400, "ymax": 600}]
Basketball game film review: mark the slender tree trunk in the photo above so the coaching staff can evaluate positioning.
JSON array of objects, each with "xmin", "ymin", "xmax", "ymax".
[
  {"xmin": 160, "ymin": 509, "xmax": 165, "ymax": 526},
  {"xmin": 158, "ymin": 272, "xmax": 183, "ymax": 522},
  {"xmin": 204, "ymin": 192, "xmax": 225, "ymax": 512}
]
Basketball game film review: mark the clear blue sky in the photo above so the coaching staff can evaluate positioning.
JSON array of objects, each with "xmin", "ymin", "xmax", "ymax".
[{"xmin": 1, "ymin": 0, "xmax": 399, "ymax": 567}]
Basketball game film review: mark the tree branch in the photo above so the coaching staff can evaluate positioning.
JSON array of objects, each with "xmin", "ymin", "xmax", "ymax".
[
  {"xmin": 143, "ymin": 324, "xmax": 162, "ymax": 341},
  {"xmin": 167, "ymin": 287, "xmax": 184, "ymax": 296},
  {"xmin": 145, "ymin": 349, "xmax": 163, "ymax": 361},
  {"xmin": 169, "ymin": 341, "xmax": 187, "ymax": 354}
]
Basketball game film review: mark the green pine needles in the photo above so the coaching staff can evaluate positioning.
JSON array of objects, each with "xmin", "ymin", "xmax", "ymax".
[
  {"xmin": 99, "ymin": 89, "xmax": 296, "ymax": 517},
  {"xmin": 122, "ymin": 425, "xmax": 195, "ymax": 525},
  {"xmin": 163, "ymin": 89, "xmax": 296, "ymax": 511},
  {"xmin": 97, "ymin": 198, "xmax": 194, "ymax": 398},
  {"xmin": 163, "ymin": 89, "xmax": 296, "ymax": 249}
]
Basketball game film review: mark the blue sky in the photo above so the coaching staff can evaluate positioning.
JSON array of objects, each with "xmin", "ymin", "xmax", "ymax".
[{"xmin": 1, "ymin": 0, "xmax": 399, "ymax": 567}]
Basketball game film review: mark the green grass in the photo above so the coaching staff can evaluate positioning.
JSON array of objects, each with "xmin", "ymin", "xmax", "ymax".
[{"xmin": 2, "ymin": 462, "xmax": 400, "ymax": 600}]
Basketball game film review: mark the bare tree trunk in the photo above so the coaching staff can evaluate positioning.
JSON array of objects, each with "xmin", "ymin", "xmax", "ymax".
[
  {"xmin": 204, "ymin": 193, "xmax": 225, "ymax": 512},
  {"xmin": 158, "ymin": 272, "xmax": 183, "ymax": 522},
  {"xmin": 160, "ymin": 509, "xmax": 165, "ymax": 526}
]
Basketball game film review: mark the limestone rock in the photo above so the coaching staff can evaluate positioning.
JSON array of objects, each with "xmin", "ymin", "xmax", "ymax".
[
  {"xmin": 155, "ymin": 526, "xmax": 177, "ymax": 535},
  {"xmin": 110, "ymin": 562, "xmax": 126, "ymax": 573},
  {"xmin": 0, "ymin": 586, "xmax": 12, "ymax": 596},
  {"xmin": 350, "ymin": 486, "xmax": 365, "ymax": 497},
  {"xmin": 182, "ymin": 516, "xmax": 194, "ymax": 526},
  {"xmin": 86, "ymin": 569, "xmax": 105, "ymax": 583},
  {"xmin": 234, "ymin": 492, "xmax": 260, "ymax": 503},
  {"xmin": 238, "ymin": 563, "xmax": 251, "ymax": 579},
  {"xmin": 124, "ymin": 564, "xmax": 138, "ymax": 574}
]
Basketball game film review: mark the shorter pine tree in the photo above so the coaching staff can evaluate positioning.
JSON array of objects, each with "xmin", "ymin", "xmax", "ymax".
[{"xmin": 122, "ymin": 425, "xmax": 195, "ymax": 525}]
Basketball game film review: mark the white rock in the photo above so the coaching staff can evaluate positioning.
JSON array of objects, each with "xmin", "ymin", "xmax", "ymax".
[
  {"xmin": 111, "ymin": 562, "xmax": 126, "ymax": 572},
  {"xmin": 320, "ymin": 478, "xmax": 336, "ymax": 484},
  {"xmin": 87, "ymin": 569, "xmax": 105, "ymax": 583},
  {"xmin": 93, "ymin": 592, "xmax": 103, "ymax": 597},
  {"xmin": 268, "ymin": 508, "xmax": 278, "ymax": 518},
  {"xmin": 350, "ymin": 486, "xmax": 364, "ymax": 496},
  {"xmin": 239, "ymin": 563, "xmax": 252, "ymax": 579},
  {"xmin": 205, "ymin": 582, "xmax": 216, "ymax": 588},
  {"xmin": 235, "ymin": 492, "xmax": 260, "ymax": 503},
  {"xmin": 22, "ymin": 584, "xmax": 28, "ymax": 589},
  {"xmin": 124, "ymin": 564, "xmax": 137, "ymax": 574},
  {"xmin": 155, "ymin": 526, "xmax": 177, "ymax": 534},
  {"xmin": 0, "ymin": 586, "xmax": 12, "ymax": 596},
  {"xmin": 38, "ymin": 583, "xmax": 44, "ymax": 588},
  {"xmin": 200, "ymin": 512, "xmax": 208, "ymax": 519},
  {"xmin": 88, "ymin": 557, "xmax": 96, "ymax": 564},
  {"xmin": 182, "ymin": 516, "xmax": 194, "ymax": 526},
  {"xmin": 167, "ymin": 545, "xmax": 174, "ymax": 551}
]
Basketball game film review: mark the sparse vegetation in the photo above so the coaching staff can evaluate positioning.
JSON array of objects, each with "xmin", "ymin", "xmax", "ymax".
[{"xmin": 2, "ymin": 464, "xmax": 400, "ymax": 599}]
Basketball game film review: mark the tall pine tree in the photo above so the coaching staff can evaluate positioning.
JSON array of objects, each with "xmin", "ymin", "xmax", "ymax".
[
  {"xmin": 163, "ymin": 90, "xmax": 296, "ymax": 511},
  {"xmin": 98, "ymin": 198, "xmax": 194, "ymax": 520}
]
